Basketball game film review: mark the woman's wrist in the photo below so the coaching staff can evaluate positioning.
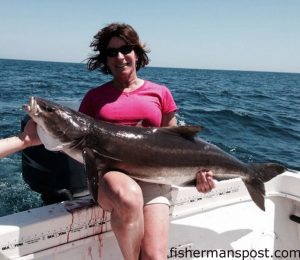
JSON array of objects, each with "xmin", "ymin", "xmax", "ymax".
[{"xmin": 18, "ymin": 132, "xmax": 32, "ymax": 149}]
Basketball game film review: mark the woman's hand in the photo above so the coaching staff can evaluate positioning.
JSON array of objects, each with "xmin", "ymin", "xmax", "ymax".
[
  {"xmin": 0, "ymin": 119, "xmax": 41, "ymax": 159},
  {"xmin": 21, "ymin": 119, "xmax": 41, "ymax": 148},
  {"xmin": 196, "ymin": 169, "xmax": 215, "ymax": 193}
]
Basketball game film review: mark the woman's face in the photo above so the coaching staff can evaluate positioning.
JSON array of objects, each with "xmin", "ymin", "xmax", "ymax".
[{"xmin": 106, "ymin": 36, "xmax": 137, "ymax": 81}]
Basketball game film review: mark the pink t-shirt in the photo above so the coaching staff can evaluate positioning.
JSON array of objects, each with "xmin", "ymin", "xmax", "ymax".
[{"xmin": 79, "ymin": 80, "xmax": 177, "ymax": 127}]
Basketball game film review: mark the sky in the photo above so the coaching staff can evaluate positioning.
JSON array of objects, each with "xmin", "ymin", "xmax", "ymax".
[{"xmin": 0, "ymin": 0, "xmax": 300, "ymax": 73}]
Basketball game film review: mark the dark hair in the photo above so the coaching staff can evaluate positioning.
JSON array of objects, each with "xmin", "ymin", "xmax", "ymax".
[{"xmin": 87, "ymin": 23, "xmax": 150, "ymax": 74}]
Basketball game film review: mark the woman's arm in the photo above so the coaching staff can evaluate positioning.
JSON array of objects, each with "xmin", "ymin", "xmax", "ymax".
[
  {"xmin": 161, "ymin": 111, "xmax": 177, "ymax": 127},
  {"xmin": 0, "ymin": 120, "xmax": 41, "ymax": 159}
]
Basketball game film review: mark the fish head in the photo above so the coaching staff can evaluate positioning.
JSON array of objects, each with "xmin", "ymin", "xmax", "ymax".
[{"xmin": 23, "ymin": 96, "xmax": 88, "ymax": 151}]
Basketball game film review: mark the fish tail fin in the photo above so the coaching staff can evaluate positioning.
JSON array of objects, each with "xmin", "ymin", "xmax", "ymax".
[
  {"xmin": 243, "ymin": 179, "xmax": 266, "ymax": 211},
  {"xmin": 243, "ymin": 163, "xmax": 286, "ymax": 211},
  {"xmin": 250, "ymin": 162, "xmax": 286, "ymax": 182}
]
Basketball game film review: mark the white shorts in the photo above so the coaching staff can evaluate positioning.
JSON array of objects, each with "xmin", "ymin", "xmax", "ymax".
[{"xmin": 137, "ymin": 181, "xmax": 172, "ymax": 206}]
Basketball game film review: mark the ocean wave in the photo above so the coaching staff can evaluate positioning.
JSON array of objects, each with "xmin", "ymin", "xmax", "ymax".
[{"xmin": 0, "ymin": 60, "xmax": 299, "ymax": 216}]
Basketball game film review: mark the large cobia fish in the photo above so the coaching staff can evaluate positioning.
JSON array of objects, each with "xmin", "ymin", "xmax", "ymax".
[{"xmin": 23, "ymin": 97, "xmax": 286, "ymax": 211}]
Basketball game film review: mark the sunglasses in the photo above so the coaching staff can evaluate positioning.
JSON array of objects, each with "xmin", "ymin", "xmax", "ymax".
[{"xmin": 106, "ymin": 45, "xmax": 135, "ymax": 57}]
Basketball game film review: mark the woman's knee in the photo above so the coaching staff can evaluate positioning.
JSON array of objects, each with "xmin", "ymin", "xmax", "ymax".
[{"xmin": 99, "ymin": 171, "xmax": 143, "ymax": 212}]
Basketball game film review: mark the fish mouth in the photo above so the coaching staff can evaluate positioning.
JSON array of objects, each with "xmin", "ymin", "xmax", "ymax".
[{"xmin": 23, "ymin": 96, "xmax": 40, "ymax": 116}]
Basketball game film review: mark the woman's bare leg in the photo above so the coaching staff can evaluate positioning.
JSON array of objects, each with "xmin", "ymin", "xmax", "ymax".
[
  {"xmin": 98, "ymin": 171, "xmax": 144, "ymax": 260},
  {"xmin": 140, "ymin": 203, "xmax": 170, "ymax": 260}
]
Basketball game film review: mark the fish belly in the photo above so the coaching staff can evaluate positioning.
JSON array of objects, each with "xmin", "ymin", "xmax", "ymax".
[{"xmin": 116, "ymin": 164, "xmax": 199, "ymax": 185}]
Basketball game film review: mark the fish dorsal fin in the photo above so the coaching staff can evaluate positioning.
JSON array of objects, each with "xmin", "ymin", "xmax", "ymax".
[{"xmin": 159, "ymin": 125, "xmax": 203, "ymax": 139}]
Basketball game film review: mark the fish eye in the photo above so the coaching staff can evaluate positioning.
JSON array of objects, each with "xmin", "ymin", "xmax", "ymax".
[
  {"xmin": 45, "ymin": 106, "xmax": 55, "ymax": 112},
  {"xmin": 40, "ymin": 104, "xmax": 55, "ymax": 113}
]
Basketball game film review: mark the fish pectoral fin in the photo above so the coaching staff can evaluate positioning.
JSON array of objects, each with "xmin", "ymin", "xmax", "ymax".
[
  {"xmin": 243, "ymin": 179, "xmax": 265, "ymax": 211},
  {"xmin": 159, "ymin": 125, "xmax": 203, "ymax": 140},
  {"xmin": 82, "ymin": 148, "xmax": 100, "ymax": 204}
]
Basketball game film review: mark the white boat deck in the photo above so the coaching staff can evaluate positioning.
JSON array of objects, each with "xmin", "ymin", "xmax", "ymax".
[{"xmin": 0, "ymin": 170, "xmax": 299, "ymax": 259}]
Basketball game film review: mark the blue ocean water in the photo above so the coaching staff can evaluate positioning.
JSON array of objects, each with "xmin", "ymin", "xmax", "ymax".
[{"xmin": 0, "ymin": 58, "xmax": 299, "ymax": 217}]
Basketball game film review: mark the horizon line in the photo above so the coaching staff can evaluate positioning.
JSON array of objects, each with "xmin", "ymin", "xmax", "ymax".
[{"xmin": 1, "ymin": 57, "xmax": 299, "ymax": 75}]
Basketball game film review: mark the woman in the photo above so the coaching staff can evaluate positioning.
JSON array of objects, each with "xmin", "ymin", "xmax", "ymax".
[
  {"xmin": 79, "ymin": 23, "xmax": 215, "ymax": 259},
  {"xmin": 0, "ymin": 119, "xmax": 41, "ymax": 159}
]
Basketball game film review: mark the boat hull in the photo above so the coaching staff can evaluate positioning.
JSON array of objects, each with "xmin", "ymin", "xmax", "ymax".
[{"xmin": 1, "ymin": 170, "xmax": 300, "ymax": 259}]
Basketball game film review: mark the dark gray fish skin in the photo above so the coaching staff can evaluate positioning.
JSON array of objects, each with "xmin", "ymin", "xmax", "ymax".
[{"xmin": 23, "ymin": 97, "xmax": 286, "ymax": 211}]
